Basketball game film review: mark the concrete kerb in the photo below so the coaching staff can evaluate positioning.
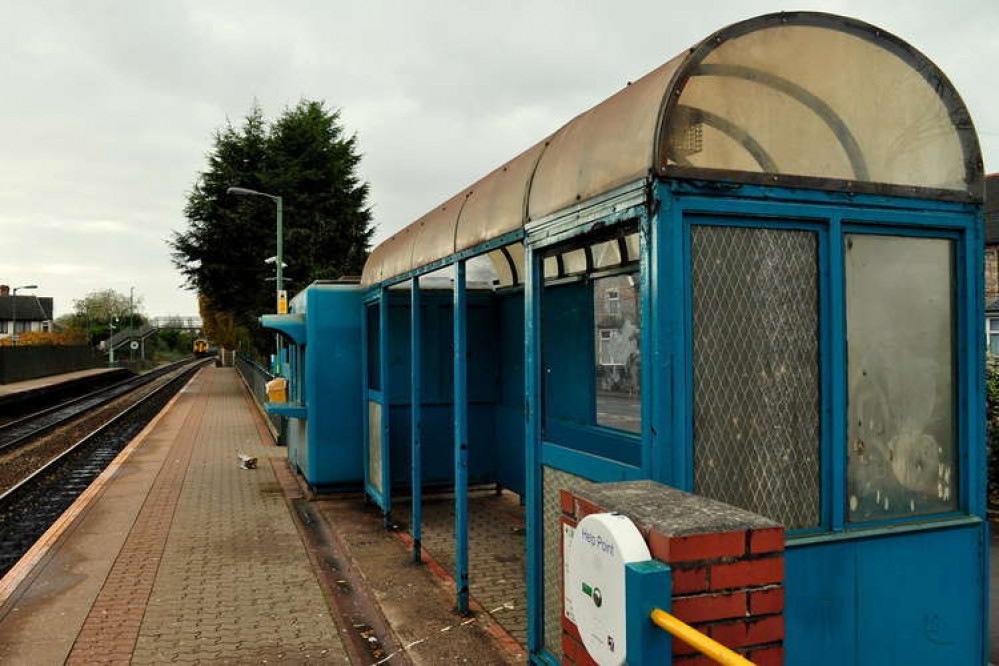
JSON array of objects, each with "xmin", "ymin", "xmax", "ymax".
[{"xmin": 268, "ymin": 456, "xmax": 413, "ymax": 666}]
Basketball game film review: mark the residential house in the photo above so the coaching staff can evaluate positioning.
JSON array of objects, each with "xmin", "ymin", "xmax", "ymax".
[{"xmin": 0, "ymin": 285, "xmax": 53, "ymax": 340}]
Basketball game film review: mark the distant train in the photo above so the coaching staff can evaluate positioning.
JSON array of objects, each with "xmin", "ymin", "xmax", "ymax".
[{"xmin": 192, "ymin": 338, "xmax": 212, "ymax": 357}]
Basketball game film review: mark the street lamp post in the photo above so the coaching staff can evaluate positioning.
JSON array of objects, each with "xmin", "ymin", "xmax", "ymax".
[
  {"xmin": 226, "ymin": 187, "xmax": 284, "ymax": 305},
  {"xmin": 11, "ymin": 284, "xmax": 38, "ymax": 346},
  {"xmin": 227, "ymin": 186, "xmax": 285, "ymax": 371}
]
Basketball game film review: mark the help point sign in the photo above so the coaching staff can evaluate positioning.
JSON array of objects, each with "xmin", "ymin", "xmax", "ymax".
[{"xmin": 568, "ymin": 513, "xmax": 651, "ymax": 666}]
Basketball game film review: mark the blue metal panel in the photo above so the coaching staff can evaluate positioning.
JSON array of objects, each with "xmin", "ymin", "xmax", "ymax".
[
  {"xmin": 453, "ymin": 260, "xmax": 470, "ymax": 614},
  {"xmin": 305, "ymin": 286, "xmax": 363, "ymax": 491},
  {"xmin": 784, "ymin": 537, "xmax": 856, "ymax": 661},
  {"xmin": 785, "ymin": 521, "xmax": 987, "ymax": 665},
  {"xmin": 496, "ymin": 291, "xmax": 526, "ymax": 495},
  {"xmin": 540, "ymin": 443, "xmax": 643, "ymax": 483},
  {"xmin": 410, "ymin": 276, "xmax": 423, "ymax": 563},
  {"xmin": 260, "ymin": 313, "xmax": 307, "ymax": 345},
  {"xmin": 854, "ymin": 523, "xmax": 985, "ymax": 664},
  {"xmin": 541, "ymin": 281, "xmax": 593, "ymax": 425}
]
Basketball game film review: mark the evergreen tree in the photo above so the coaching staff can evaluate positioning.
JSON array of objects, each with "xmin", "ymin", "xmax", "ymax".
[{"xmin": 170, "ymin": 100, "xmax": 373, "ymax": 352}]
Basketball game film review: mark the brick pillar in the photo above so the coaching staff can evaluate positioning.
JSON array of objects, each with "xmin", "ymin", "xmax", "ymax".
[{"xmin": 557, "ymin": 481, "xmax": 784, "ymax": 666}]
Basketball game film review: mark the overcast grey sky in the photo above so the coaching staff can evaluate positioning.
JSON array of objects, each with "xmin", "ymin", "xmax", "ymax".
[{"xmin": 1, "ymin": 0, "xmax": 996, "ymax": 317}]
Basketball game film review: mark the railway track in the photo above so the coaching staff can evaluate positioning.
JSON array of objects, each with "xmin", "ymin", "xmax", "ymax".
[
  {"xmin": 0, "ymin": 360, "xmax": 208, "ymax": 577},
  {"xmin": 0, "ymin": 358, "xmax": 198, "ymax": 454}
]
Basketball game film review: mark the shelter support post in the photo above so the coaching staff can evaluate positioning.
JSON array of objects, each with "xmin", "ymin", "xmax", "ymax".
[
  {"xmin": 410, "ymin": 276, "xmax": 423, "ymax": 563},
  {"xmin": 625, "ymin": 561, "xmax": 672, "ymax": 665},
  {"xmin": 523, "ymin": 246, "xmax": 544, "ymax": 652},
  {"xmin": 380, "ymin": 287, "xmax": 392, "ymax": 527},
  {"xmin": 453, "ymin": 260, "xmax": 469, "ymax": 614}
]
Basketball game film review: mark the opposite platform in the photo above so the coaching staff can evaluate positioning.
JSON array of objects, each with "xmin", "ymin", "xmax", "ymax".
[
  {"xmin": 0, "ymin": 366, "xmax": 126, "ymax": 399},
  {"xmin": 0, "ymin": 366, "xmax": 349, "ymax": 664}
]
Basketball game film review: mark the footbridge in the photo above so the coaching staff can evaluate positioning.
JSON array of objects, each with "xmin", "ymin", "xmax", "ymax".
[{"xmin": 105, "ymin": 316, "xmax": 203, "ymax": 353}]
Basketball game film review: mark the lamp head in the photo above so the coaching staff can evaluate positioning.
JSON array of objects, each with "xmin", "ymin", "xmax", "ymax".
[{"xmin": 227, "ymin": 186, "xmax": 261, "ymax": 197}]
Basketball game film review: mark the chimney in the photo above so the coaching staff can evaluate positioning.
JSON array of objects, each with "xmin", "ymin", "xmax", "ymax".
[{"xmin": 0, "ymin": 285, "xmax": 8, "ymax": 297}]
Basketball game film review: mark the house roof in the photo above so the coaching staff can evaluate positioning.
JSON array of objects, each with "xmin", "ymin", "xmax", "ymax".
[
  {"xmin": 986, "ymin": 174, "xmax": 999, "ymax": 245},
  {"xmin": 0, "ymin": 295, "xmax": 53, "ymax": 321}
]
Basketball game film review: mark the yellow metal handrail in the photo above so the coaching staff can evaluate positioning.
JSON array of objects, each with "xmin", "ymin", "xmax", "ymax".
[{"xmin": 649, "ymin": 609, "xmax": 755, "ymax": 666}]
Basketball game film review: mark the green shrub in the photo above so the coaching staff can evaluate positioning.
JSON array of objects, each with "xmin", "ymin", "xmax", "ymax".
[{"xmin": 987, "ymin": 356, "xmax": 999, "ymax": 507}]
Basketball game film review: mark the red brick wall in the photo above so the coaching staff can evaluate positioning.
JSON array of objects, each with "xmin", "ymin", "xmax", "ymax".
[{"xmin": 559, "ymin": 490, "xmax": 785, "ymax": 665}]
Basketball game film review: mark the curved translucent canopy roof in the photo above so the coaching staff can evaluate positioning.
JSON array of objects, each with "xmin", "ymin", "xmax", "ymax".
[{"xmin": 362, "ymin": 11, "xmax": 982, "ymax": 287}]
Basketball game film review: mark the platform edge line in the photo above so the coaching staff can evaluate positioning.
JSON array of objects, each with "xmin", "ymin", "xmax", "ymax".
[{"xmin": 0, "ymin": 368, "xmax": 202, "ymax": 608}]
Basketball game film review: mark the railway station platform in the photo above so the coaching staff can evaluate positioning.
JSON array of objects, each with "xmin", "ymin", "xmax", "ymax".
[
  {"xmin": 0, "ymin": 366, "xmax": 128, "ymax": 400},
  {"xmin": 0, "ymin": 367, "xmax": 350, "ymax": 664}
]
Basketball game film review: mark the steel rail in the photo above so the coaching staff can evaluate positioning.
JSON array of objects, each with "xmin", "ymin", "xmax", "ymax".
[
  {"xmin": 0, "ymin": 358, "xmax": 199, "ymax": 454},
  {"xmin": 0, "ymin": 360, "xmax": 209, "ymax": 512}
]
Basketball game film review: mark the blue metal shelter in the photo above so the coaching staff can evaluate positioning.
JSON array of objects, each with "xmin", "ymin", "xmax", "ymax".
[
  {"xmin": 359, "ymin": 12, "xmax": 986, "ymax": 663},
  {"xmin": 262, "ymin": 280, "xmax": 364, "ymax": 491}
]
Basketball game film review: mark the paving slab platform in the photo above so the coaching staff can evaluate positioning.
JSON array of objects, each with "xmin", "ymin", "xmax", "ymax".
[
  {"xmin": 0, "ymin": 366, "xmax": 126, "ymax": 399},
  {"xmin": 0, "ymin": 367, "xmax": 350, "ymax": 665}
]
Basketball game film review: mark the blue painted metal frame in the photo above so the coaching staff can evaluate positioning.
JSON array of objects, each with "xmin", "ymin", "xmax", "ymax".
[
  {"xmin": 660, "ymin": 180, "xmax": 985, "ymax": 539},
  {"xmin": 361, "ymin": 298, "xmax": 371, "ymax": 500},
  {"xmin": 624, "ymin": 560, "xmax": 672, "ymax": 665},
  {"xmin": 677, "ymin": 212, "xmax": 832, "ymax": 533},
  {"xmin": 453, "ymin": 260, "xmax": 470, "ymax": 613},
  {"xmin": 363, "ymin": 291, "xmax": 393, "ymax": 517},
  {"xmin": 411, "ymin": 276, "xmax": 423, "ymax": 563},
  {"xmin": 359, "ymin": 174, "xmax": 985, "ymax": 664},
  {"xmin": 379, "ymin": 288, "xmax": 392, "ymax": 524},
  {"xmin": 527, "ymin": 202, "xmax": 654, "ymax": 485},
  {"xmin": 377, "ymin": 229, "xmax": 526, "ymax": 289},
  {"xmin": 525, "ymin": 201, "xmax": 654, "ymax": 663},
  {"xmin": 524, "ymin": 244, "xmax": 545, "ymax": 656}
]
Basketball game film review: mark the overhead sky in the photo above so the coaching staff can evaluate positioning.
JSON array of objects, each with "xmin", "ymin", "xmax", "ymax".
[{"xmin": 1, "ymin": 0, "xmax": 996, "ymax": 317}]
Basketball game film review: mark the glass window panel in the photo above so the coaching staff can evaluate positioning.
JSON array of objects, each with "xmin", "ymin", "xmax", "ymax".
[
  {"xmin": 624, "ymin": 233, "xmax": 640, "ymax": 264},
  {"xmin": 365, "ymin": 304, "xmax": 380, "ymax": 390},
  {"xmin": 846, "ymin": 234, "xmax": 956, "ymax": 521},
  {"xmin": 989, "ymin": 318, "xmax": 999, "ymax": 333},
  {"xmin": 544, "ymin": 256, "xmax": 560, "ymax": 279},
  {"xmin": 692, "ymin": 225, "xmax": 821, "ymax": 529},
  {"xmin": 467, "ymin": 252, "xmax": 499, "ymax": 289},
  {"xmin": 990, "ymin": 335, "xmax": 999, "ymax": 356},
  {"xmin": 593, "ymin": 273, "xmax": 641, "ymax": 433},
  {"xmin": 486, "ymin": 249, "xmax": 514, "ymax": 287},
  {"xmin": 591, "ymin": 239, "xmax": 623, "ymax": 269},
  {"xmin": 562, "ymin": 249, "xmax": 588, "ymax": 275},
  {"xmin": 505, "ymin": 242, "xmax": 525, "ymax": 284},
  {"xmin": 368, "ymin": 400, "xmax": 383, "ymax": 492}
]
